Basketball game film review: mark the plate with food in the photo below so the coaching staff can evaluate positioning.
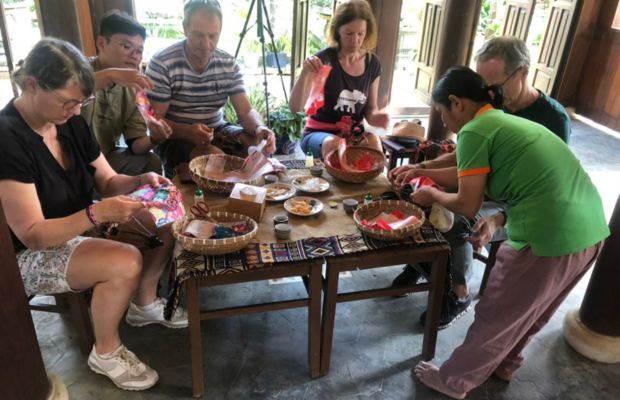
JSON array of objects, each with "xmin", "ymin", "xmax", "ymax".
[
  {"xmin": 264, "ymin": 183, "xmax": 296, "ymax": 202},
  {"xmin": 284, "ymin": 196, "xmax": 324, "ymax": 216},
  {"xmin": 291, "ymin": 176, "xmax": 330, "ymax": 193}
]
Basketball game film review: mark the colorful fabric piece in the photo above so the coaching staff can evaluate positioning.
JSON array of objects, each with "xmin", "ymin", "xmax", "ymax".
[
  {"xmin": 127, "ymin": 184, "xmax": 185, "ymax": 227},
  {"xmin": 164, "ymin": 226, "xmax": 446, "ymax": 319}
]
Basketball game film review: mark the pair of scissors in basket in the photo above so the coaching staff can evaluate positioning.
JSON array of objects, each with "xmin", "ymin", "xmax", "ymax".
[{"xmin": 190, "ymin": 201, "xmax": 216, "ymax": 222}]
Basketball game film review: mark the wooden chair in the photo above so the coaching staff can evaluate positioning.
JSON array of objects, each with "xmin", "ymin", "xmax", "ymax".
[
  {"xmin": 473, "ymin": 240, "xmax": 504, "ymax": 296},
  {"xmin": 28, "ymin": 291, "xmax": 94, "ymax": 355}
]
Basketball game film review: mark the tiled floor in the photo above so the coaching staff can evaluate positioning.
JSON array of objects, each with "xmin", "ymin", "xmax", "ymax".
[{"xmin": 34, "ymin": 119, "xmax": 620, "ymax": 399}]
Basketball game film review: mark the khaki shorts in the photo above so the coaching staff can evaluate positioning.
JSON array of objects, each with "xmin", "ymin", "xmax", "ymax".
[{"xmin": 17, "ymin": 236, "xmax": 89, "ymax": 296}]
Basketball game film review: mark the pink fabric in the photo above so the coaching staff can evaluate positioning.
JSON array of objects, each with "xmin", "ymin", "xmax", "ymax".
[{"xmin": 439, "ymin": 241, "xmax": 603, "ymax": 394}]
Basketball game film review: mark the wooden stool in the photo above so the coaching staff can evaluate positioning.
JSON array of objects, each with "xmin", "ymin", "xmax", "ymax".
[
  {"xmin": 381, "ymin": 137, "xmax": 424, "ymax": 171},
  {"xmin": 473, "ymin": 240, "xmax": 504, "ymax": 296},
  {"xmin": 29, "ymin": 291, "xmax": 94, "ymax": 355}
]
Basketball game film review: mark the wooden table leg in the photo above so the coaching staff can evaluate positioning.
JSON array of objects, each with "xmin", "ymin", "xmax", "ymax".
[
  {"xmin": 422, "ymin": 251, "xmax": 448, "ymax": 360},
  {"xmin": 187, "ymin": 278, "xmax": 204, "ymax": 398},
  {"xmin": 308, "ymin": 261, "xmax": 322, "ymax": 378},
  {"xmin": 319, "ymin": 264, "xmax": 341, "ymax": 376}
]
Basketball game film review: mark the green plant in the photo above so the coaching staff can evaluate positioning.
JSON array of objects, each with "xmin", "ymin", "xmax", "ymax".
[
  {"xmin": 223, "ymin": 85, "xmax": 280, "ymax": 124},
  {"xmin": 266, "ymin": 35, "xmax": 291, "ymax": 54},
  {"xmin": 307, "ymin": 31, "xmax": 327, "ymax": 55},
  {"xmin": 268, "ymin": 106, "xmax": 306, "ymax": 143}
]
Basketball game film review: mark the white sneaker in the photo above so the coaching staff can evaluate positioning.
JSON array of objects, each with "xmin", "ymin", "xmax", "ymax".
[
  {"xmin": 125, "ymin": 297, "xmax": 188, "ymax": 329},
  {"xmin": 87, "ymin": 345, "xmax": 158, "ymax": 391}
]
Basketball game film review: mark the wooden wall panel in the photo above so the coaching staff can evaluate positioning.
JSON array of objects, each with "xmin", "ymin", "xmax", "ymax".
[{"xmin": 573, "ymin": 0, "xmax": 620, "ymax": 130}]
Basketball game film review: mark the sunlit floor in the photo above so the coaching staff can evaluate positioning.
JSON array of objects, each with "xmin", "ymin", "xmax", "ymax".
[{"xmin": 33, "ymin": 118, "xmax": 620, "ymax": 399}]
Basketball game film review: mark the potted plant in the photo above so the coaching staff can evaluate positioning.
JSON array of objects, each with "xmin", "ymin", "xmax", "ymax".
[
  {"xmin": 265, "ymin": 35, "xmax": 290, "ymax": 69},
  {"xmin": 268, "ymin": 105, "xmax": 306, "ymax": 155}
]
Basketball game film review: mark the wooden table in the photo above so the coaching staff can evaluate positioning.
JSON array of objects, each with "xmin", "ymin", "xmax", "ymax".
[
  {"xmin": 184, "ymin": 258, "xmax": 322, "ymax": 397},
  {"xmin": 319, "ymin": 242, "xmax": 449, "ymax": 375},
  {"xmin": 172, "ymin": 168, "xmax": 448, "ymax": 396}
]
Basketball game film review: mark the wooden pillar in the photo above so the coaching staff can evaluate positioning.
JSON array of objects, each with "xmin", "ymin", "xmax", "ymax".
[
  {"xmin": 369, "ymin": 0, "xmax": 402, "ymax": 108},
  {"xmin": 0, "ymin": 203, "xmax": 50, "ymax": 400},
  {"xmin": 89, "ymin": 0, "xmax": 135, "ymax": 38},
  {"xmin": 564, "ymin": 194, "xmax": 620, "ymax": 363},
  {"xmin": 36, "ymin": 0, "xmax": 83, "ymax": 49},
  {"xmin": 427, "ymin": 0, "xmax": 482, "ymax": 140}
]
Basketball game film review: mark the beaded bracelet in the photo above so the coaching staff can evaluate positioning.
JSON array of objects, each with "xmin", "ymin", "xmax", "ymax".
[{"xmin": 86, "ymin": 204, "xmax": 100, "ymax": 226}]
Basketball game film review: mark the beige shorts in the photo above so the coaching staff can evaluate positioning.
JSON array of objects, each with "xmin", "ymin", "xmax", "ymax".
[{"xmin": 17, "ymin": 236, "xmax": 89, "ymax": 296}]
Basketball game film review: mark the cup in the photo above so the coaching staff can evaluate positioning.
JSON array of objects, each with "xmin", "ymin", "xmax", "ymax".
[
  {"xmin": 273, "ymin": 214, "xmax": 289, "ymax": 226},
  {"xmin": 275, "ymin": 223, "xmax": 292, "ymax": 240},
  {"xmin": 264, "ymin": 174, "xmax": 279, "ymax": 184},
  {"xmin": 343, "ymin": 198, "xmax": 359, "ymax": 214},
  {"xmin": 310, "ymin": 165, "xmax": 324, "ymax": 177}
]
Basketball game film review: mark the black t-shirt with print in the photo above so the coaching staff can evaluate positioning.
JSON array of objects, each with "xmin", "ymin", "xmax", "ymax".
[
  {"xmin": 308, "ymin": 47, "xmax": 382, "ymax": 132},
  {"xmin": 0, "ymin": 100, "xmax": 101, "ymax": 251}
]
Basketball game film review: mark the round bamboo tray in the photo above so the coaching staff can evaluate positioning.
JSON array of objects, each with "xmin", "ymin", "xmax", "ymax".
[
  {"xmin": 353, "ymin": 200, "xmax": 425, "ymax": 240},
  {"xmin": 172, "ymin": 212, "xmax": 258, "ymax": 255},
  {"xmin": 189, "ymin": 154, "xmax": 261, "ymax": 194},
  {"xmin": 324, "ymin": 146, "xmax": 385, "ymax": 183}
]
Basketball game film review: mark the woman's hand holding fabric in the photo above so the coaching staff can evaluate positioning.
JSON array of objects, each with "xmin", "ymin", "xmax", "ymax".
[{"xmin": 94, "ymin": 196, "xmax": 145, "ymax": 224}]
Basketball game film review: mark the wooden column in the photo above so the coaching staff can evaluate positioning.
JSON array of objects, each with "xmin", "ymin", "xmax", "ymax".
[
  {"xmin": 369, "ymin": 0, "xmax": 402, "ymax": 108},
  {"xmin": 564, "ymin": 194, "xmax": 620, "ymax": 363},
  {"xmin": 427, "ymin": 0, "xmax": 482, "ymax": 140},
  {"xmin": 36, "ymin": 0, "xmax": 83, "ymax": 49},
  {"xmin": 0, "ymin": 203, "xmax": 49, "ymax": 400},
  {"xmin": 88, "ymin": 0, "xmax": 135, "ymax": 38}
]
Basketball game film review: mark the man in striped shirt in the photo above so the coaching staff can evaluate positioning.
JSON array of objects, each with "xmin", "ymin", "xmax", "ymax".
[{"xmin": 146, "ymin": 0, "xmax": 276, "ymax": 176}]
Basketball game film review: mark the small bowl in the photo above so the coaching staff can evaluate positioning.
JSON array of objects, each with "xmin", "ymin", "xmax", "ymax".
[
  {"xmin": 264, "ymin": 174, "xmax": 279, "ymax": 184},
  {"xmin": 343, "ymin": 198, "xmax": 359, "ymax": 214},
  {"xmin": 310, "ymin": 165, "xmax": 324, "ymax": 177},
  {"xmin": 273, "ymin": 214, "xmax": 289, "ymax": 226},
  {"xmin": 275, "ymin": 223, "xmax": 292, "ymax": 240}
]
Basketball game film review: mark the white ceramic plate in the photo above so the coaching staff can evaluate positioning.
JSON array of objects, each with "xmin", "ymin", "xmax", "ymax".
[
  {"xmin": 284, "ymin": 196, "xmax": 324, "ymax": 216},
  {"xmin": 264, "ymin": 183, "xmax": 296, "ymax": 202},
  {"xmin": 291, "ymin": 176, "xmax": 330, "ymax": 193}
]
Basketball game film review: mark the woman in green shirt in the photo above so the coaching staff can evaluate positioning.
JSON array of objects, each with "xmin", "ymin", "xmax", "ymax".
[{"xmin": 411, "ymin": 66, "xmax": 609, "ymax": 399}]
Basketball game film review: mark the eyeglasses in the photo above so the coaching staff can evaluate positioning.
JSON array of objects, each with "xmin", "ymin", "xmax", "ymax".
[
  {"xmin": 52, "ymin": 90, "xmax": 96, "ymax": 110},
  {"xmin": 498, "ymin": 66, "xmax": 523, "ymax": 87},
  {"xmin": 112, "ymin": 39, "xmax": 144, "ymax": 57}
]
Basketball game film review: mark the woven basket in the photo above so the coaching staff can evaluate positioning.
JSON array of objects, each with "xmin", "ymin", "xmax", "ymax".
[
  {"xmin": 324, "ymin": 146, "xmax": 386, "ymax": 183},
  {"xmin": 189, "ymin": 154, "xmax": 261, "ymax": 194},
  {"xmin": 172, "ymin": 212, "xmax": 258, "ymax": 255},
  {"xmin": 353, "ymin": 200, "xmax": 425, "ymax": 240}
]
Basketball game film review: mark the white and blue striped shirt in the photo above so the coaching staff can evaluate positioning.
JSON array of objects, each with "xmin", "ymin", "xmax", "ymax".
[{"xmin": 146, "ymin": 40, "xmax": 245, "ymax": 128}]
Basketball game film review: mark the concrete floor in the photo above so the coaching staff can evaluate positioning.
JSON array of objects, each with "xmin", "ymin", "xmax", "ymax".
[{"xmin": 34, "ymin": 119, "xmax": 620, "ymax": 399}]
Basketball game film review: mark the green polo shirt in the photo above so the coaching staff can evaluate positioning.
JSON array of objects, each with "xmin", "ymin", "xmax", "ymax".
[
  {"xmin": 457, "ymin": 108, "xmax": 609, "ymax": 256},
  {"xmin": 81, "ymin": 58, "xmax": 147, "ymax": 155}
]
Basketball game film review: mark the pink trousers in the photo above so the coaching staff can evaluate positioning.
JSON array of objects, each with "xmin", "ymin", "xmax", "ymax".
[{"xmin": 439, "ymin": 241, "xmax": 603, "ymax": 394}]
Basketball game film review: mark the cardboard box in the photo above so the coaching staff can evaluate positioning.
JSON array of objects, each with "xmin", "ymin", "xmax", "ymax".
[{"xmin": 228, "ymin": 183, "xmax": 267, "ymax": 222}]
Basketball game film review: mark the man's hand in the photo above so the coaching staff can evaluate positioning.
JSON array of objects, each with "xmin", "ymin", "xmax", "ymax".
[
  {"xmin": 106, "ymin": 68, "xmax": 154, "ymax": 91},
  {"xmin": 255, "ymin": 126, "xmax": 276, "ymax": 155},
  {"xmin": 147, "ymin": 118, "xmax": 172, "ymax": 144},
  {"xmin": 188, "ymin": 123, "xmax": 214, "ymax": 145}
]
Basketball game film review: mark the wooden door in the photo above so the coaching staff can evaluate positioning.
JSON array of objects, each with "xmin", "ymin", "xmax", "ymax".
[
  {"xmin": 530, "ymin": 0, "xmax": 579, "ymax": 95},
  {"xmin": 414, "ymin": 0, "xmax": 445, "ymax": 103},
  {"xmin": 501, "ymin": 0, "xmax": 535, "ymax": 40}
]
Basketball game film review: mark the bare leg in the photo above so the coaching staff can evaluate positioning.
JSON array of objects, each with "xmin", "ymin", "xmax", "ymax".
[
  {"xmin": 66, "ymin": 238, "xmax": 142, "ymax": 354},
  {"xmin": 415, "ymin": 361, "xmax": 466, "ymax": 399},
  {"xmin": 133, "ymin": 223, "xmax": 174, "ymax": 306}
]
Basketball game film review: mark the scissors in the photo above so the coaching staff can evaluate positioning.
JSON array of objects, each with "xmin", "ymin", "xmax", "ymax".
[{"xmin": 190, "ymin": 201, "xmax": 215, "ymax": 222}]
